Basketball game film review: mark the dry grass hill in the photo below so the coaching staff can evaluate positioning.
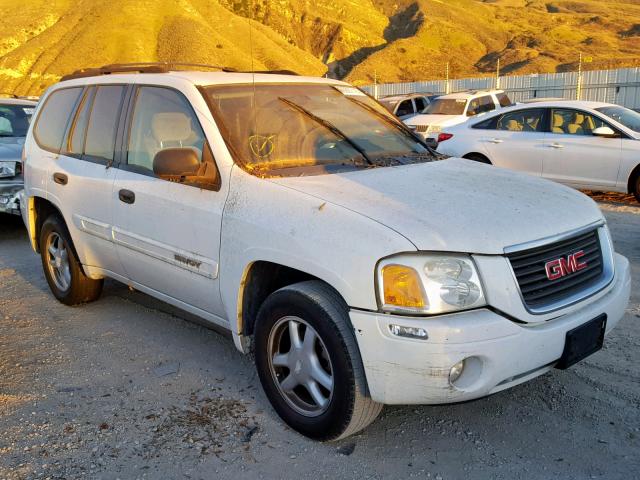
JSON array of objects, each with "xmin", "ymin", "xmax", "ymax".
[{"xmin": 1, "ymin": 0, "xmax": 640, "ymax": 95}]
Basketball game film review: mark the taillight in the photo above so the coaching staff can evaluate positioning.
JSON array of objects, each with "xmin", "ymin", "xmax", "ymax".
[{"xmin": 437, "ymin": 133, "xmax": 454, "ymax": 143}]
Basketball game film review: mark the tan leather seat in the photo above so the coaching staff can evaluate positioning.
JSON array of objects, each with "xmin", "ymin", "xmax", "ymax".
[
  {"xmin": 567, "ymin": 113, "xmax": 584, "ymax": 135},
  {"xmin": 552, "ymin": 113, "xmax": 565, "ymax": 134},
  {"xmin": 506, "ymin": 119, "xmax": 523, "ymax": 131}
]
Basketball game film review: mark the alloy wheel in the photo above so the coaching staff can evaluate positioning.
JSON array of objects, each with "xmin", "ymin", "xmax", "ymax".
[
  {"xmin": 45, "ymin": 232, "xmax": 71, "ymax": 292},
  {"xmin": 267, "ymin": 316, "xmax": 334, "ymax": 417}
]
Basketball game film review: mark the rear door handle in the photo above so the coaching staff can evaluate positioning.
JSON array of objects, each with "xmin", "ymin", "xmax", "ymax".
[
  {"xmin": 53, "ymin": 172, "xmax": 68, "ymax": 185},
  {"xmin": 549, "ymin": 143, "xmax": 564, "ymax": 149},
  {"xmin": 118, "ymin": 189, "xmax": 135, "ymax": 204}
]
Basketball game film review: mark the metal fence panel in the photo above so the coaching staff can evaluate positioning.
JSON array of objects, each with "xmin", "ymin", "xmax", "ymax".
[{"xmin": 362, "ymin": 67, "xmax": 640, "ymax": 109}]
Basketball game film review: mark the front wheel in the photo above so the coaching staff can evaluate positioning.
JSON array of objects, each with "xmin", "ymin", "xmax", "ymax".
[
  {"xmin": 633, "ymin": 175, "xmax": 640, "ymax": 203},
  {"xmin": 39, "ymin": 214, "xmax": 103, "ymax": 306},
  {"xmin": 254, "ymin": 281, "xmax": 382, "ymax": 441}
]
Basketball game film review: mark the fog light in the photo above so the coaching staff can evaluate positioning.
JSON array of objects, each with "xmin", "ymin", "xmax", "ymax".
[
  {"xmin": 449, "ymin": 360, "xmax": 465, "ymax": 384},
  {"xmin": 388, "ymin": 324, "xmax": 428, "ymax": 340},
  {"xmin": 0, "ymin": 196, "xmax": 9, "ymax": 205}
]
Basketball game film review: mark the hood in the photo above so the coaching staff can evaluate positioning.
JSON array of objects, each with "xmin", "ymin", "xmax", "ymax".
[
  {"xmin": 405, "ymin": 114, "xmax": 464, "ymax": 127},
  {"xmin": 0, "ymin": 142, "xmax": 22, "ymax": 162},
  {"xmin": 271, "ymin": 159, "xmax": 603, "ymax": 255}
]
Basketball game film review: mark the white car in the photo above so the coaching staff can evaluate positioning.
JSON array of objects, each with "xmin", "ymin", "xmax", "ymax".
[
  {"xmin": 405, "ymin": 89, "xmax": 513, "ymax": 143},
  {"xmin": 22, "ymin": 65, "xmax": 631, "ymax": 441},
  {"xmin": 0, "ymin": 96, "xmax": 37, "ymax": 216},
  {"xmin": 435, "ymin": 100, "xmax": 640, "ymax": 202}
]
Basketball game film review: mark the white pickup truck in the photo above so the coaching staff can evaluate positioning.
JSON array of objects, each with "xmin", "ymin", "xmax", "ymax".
[{"xmin": 21, "ymin": 65, "xmax": 631, "ymax": 441}]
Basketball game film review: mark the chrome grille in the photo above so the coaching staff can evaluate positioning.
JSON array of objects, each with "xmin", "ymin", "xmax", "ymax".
[{"xmin": 507, "ymin": 229, "xmax": 605, "ymax": 311}]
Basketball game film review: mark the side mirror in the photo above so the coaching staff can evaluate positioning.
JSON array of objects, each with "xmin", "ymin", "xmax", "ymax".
[
  {"xmin": 592, "ymin": 126, "xmax": 618, "ymax": 138},
  {"xmin": 153, "ymin": 148, "xmax": 200, "ymax": 177}
]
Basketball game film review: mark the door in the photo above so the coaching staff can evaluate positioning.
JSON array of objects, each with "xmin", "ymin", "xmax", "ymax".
[
  {"xmin": 543, "ymin": 108, "xmax": 622, "ymax": 188},
  {"xmin": 112, "ymin": 86, "xmax": 226, "ymax": 317},
  {"xmin": 480, "ymin": 108, "xmax": 547, "ymax": 176},
  {"xmin": 45, "ymin": 85, "xmax": 127, "ymax": 275}
]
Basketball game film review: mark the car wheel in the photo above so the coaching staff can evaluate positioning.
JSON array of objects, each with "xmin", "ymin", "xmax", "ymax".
[
  {"xmin": 39, "ymin": 214, "xmax": 103, "ymax": 306},
  {"xmin": 254, "ymin": 280, "xmax": 382, "ymax": 441},
  {"xmin": 633, "ymin": 175, "xmax": 640, "ymax": 203}
]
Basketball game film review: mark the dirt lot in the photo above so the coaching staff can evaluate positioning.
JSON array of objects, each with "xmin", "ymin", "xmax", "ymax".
[{"xmin": 1, "ymin": 198, "xmax": 639, "ymax": 480}]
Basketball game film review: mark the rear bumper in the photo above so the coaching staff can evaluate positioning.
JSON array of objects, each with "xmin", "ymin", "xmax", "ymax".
[
  {"xmin": 350, "ymin": 253, "xmax": 631, "ymax": 405},
  {"xmin": 0, "ymin": 180, "xmax": 23, "ymax": 215}
]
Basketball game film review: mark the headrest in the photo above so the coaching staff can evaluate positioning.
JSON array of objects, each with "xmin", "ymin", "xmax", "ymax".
[
  {"xmin": 553, "ymin": 113, "xmax": 564, "ymax": 127},
  {"xmin": 152, "ymin": 112, "xmax": 193, "ymax": 142},
  {"xmin": 506, "ymin": 120, "xmax": 521, "ymax": 131},
  {"xmin": 573, "ymin": 113, "xmax": 585, "ymax": 124}
]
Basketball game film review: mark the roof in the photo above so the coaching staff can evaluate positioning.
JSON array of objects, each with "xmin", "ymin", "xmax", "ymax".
[
  {"xmin": 55, "ymin": 70, "xmax": 349, "ymax": 90},
  {"xmin": 504, "ymin": 100, "xmax": 615, "ymax": 110},
  {"xmin": 379, "ymin": 93, "xmax": 433, "ymax": 103},
  {"xmin": 437, "ymin": 89, "xmax": 504, "ymax": 100},
  {"xmin": 0, "ymin": 97, "xmax": 38, "ymax": 106},
  {"xmin": 56, "ymin": 63, "xmax": 347, "ymax": 89}
]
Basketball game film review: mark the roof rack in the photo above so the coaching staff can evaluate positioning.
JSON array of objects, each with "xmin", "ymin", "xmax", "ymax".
[{"xmin": 60, "ymin": 62, "xmax": 299, "ymax": 81}]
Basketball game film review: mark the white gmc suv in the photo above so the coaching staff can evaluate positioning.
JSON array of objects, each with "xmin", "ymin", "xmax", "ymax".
[{"xmin": 21, "ymin": 64, "xmax": 631, "ymax": 441}]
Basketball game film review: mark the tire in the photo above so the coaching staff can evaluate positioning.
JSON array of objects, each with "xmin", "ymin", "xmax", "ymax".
[
  {"xmin": 463, "ymin": 153, "xmax": 492, "ymax": 164},
  {"xmin": 39, "ymin": 214, "xmax": 103, "ymax": 306},
  {"xmin": 633, "ymin": 174, "xmax": 640, "ymax": 203},
  {"xmin": 254, "ymin": 280, "xmax": 382, "ymax": 441}
]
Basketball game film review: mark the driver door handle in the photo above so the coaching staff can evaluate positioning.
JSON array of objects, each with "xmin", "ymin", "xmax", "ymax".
[
  {"xmin": 549, "ymin": 143, "xmax": 564, "ymax": 149},
  {"xmin": 118, "ymin": 189, "xmax": 135, "ymax": 204},
  {"xmin": 489, "ymin": 138, "xmax": 503, "ymax": 144}
]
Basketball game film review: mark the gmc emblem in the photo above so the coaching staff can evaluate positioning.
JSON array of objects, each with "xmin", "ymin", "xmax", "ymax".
[{"xmin": 545, "ymin": 251, "xmax": 588, "ymax": 280}]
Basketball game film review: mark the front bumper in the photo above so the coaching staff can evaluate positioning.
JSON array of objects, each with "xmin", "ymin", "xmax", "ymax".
[
  {"xmin": 351, "ymin": 253, "xmax": 631, "ymax": 405},
  {"xmin": 0, "ymin": 180, "xmax": 23, "ymax": 216}
]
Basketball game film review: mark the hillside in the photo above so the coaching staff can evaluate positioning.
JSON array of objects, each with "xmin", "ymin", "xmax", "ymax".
[{"xmin": 1, "ymin": 0, "xmax": 640, "ymax": 95}]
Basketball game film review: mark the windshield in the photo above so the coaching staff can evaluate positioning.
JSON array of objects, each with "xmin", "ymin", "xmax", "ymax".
[
  {"xmin": 205, "ymin": 83, "xmax": 431, "ymax": 177},
  {"xmin": 595, "ymin": 106, "xmax": 640, "ymax": 133},
  {"xmin": 423, "ymin": 98, "xmax": 466, "ymax": 115},
  {"xmin": 0, "ymin": 104, "xmax": 33, "ymax": 138}
]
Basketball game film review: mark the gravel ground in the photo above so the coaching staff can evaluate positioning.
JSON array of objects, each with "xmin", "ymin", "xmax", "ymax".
[{"xmin": 0, "ymin": 198, "xmax": 639, "ymax": 480}]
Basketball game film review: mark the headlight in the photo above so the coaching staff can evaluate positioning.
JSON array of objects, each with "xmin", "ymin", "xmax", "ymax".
[
  {"xmin": 0, "ymin": 162, "xmax": 17, "ymax": 178},
  {"xmin": 377, "ymin": 253, "xmax": 486, "ymax": 315}
]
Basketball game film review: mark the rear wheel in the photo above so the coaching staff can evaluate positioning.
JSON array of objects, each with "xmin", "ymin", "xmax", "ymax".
[
  {"xmin": 633, "ymin": 174, "xmax": 640, "ymax": 203},
  {"xmin": 39, "ymin": 214, "xmax": 103, "ymax": 305},
  {"xmin": 254, "ymin": 281, "xmax": 382, "ymax": 441},
  {"xmin": 463, "ymin": 153, "xmax": 492, "ymax": 164}
]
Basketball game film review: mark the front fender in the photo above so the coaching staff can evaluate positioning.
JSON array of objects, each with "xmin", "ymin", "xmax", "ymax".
[{"xmin": 219, "ymin": 168, "xmax": 416, "ymax": 343}]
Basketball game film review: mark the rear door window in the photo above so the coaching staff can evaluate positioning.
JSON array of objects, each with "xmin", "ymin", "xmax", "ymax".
[
  {"xmin": 34, "ymin": 87, "xmax": 83, "ymax": 152},
  {"xmin": 497, "ymin": 109, "xmax": 545, "ymax": 132},
  {"xmin": 84, "ymin": 85, "xmax": 126, "ymax": 163},
  {"xmin": 65, "ymin": 87, "xmax": 95, "ymax": 157}
]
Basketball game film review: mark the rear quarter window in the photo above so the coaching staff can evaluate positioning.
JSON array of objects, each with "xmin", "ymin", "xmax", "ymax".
[{"xmin": 34, "ymin": 87, "xmax": 83, "ymax": 153}]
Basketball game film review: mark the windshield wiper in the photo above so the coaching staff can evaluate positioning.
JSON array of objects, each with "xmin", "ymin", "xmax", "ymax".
[
  {"xmin": 344, "ymin": 96, "xmax": 439, "ymax": 156},
  {"xmin": 278, "ymin": 97, "xmax": 373, "ymax": 166}
]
